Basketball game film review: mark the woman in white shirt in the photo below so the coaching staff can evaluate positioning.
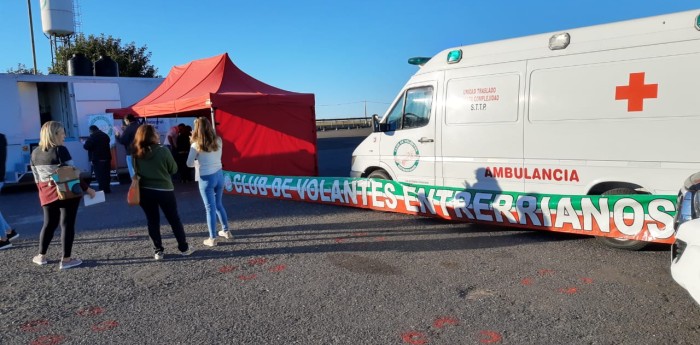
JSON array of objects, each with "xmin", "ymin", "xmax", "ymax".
[{"xmin": 186, "ymin": 118, "xmax": 231, "ymax": 246}]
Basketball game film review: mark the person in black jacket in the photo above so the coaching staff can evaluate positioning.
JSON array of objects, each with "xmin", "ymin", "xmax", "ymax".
[
  {"xmin": 84, "ymin": 125, "xmax": 112, "ymax": 193},
  {"xmin": 116, "ymin": 114, "xmax": 140, "ymax": 178}
]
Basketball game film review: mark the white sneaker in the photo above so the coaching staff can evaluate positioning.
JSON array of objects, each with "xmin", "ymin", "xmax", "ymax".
[
  {"xmin": 154, "ymin": 251, "xmax": 164, "ymax": 260},
  {"xmin": 218, "ymin": 230, "xmax": 232, "ymax": 239},
  {"xmin": 203, "ymin": 238, "xmax": 217, "ymax": 247},
  {"xmin": 59, "ymin": 258, "xmax": 82, "ymax": 270},
  {"xmin": 33, "ymin": 254, "xmax": 47, "ymax": 265},
  {"xmin": 180, "ymin": 248, "xmax": 195, "ymax": 256}
]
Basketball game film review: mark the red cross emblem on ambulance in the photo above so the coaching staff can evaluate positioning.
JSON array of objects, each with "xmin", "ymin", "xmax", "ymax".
[{"xmin": 615, "ymin": 72, "xmax": 658, "ymax": 112}]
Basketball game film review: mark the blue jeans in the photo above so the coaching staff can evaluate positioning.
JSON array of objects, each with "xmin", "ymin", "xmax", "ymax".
[
  {"xmin": 197, "ymin": 170, "xmax": 229, "ymax": 238},
  {"xmin": 126, "ymin": 155, "xmax": 135, "ymax": 178},
  {"xmin": 0, "ymin": 210, "xmax": 10, "ymax": 233}
]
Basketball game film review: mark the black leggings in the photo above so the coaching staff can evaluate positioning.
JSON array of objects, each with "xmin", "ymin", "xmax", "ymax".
[
  {"xmin": 39, "ymin": 198, "xmax": 81, "ymax": 258},
  {"xmin": 139, "ymin": 188, "xmax": 189, "ymax": 253}
]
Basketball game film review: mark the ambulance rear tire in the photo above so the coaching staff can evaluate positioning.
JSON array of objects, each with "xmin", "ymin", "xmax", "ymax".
[
  {"xmin": 367, "ymin": 170, "xmax": 391, "ymax": 181},
  {"xmin": 594, "ymin": 187, "xmax": 649, "ymax": 251}
]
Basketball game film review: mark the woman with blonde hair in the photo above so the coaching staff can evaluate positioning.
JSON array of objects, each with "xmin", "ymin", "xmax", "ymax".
[
  {"xmin": 187, "ymin": 117, "xmax": 230, "ymax": 246},
  {"xmin": 30, "ymin": 121, "xmax": 95, "ymax": 269},
  {"xmin": 133, "ymin": 124, "xmax": 193, "ymax": 260}
]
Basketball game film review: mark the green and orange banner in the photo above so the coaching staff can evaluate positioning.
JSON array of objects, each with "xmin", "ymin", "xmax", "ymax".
[{"xmin": 222, "ymin": 171, "xmax": 677, "ymax": 243}]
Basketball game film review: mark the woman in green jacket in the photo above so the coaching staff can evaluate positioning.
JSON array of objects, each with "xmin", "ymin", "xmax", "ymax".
[{"xmin": 132, "ymin": 124, "xmax": 193, "ymax": 260}]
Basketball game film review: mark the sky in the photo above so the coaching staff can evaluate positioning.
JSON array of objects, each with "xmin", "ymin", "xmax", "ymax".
[{"xmin": 1, "ymin": 1, "xmax": 699, "ymax": 119}]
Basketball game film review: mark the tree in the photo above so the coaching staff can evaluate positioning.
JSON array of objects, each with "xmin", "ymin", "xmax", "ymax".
[
  {"xmin": 6, "ymin": 63, "xmax": 42, "ymax": 75},
  {"xmin": 51, "ymin": 34, "xmax": 159, "ymax": 77}
]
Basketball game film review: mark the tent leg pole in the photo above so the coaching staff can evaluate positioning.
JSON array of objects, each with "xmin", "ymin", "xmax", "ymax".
[{"xmin": 210, "ymin": 107, "xmax": 216, "ymax": 132}]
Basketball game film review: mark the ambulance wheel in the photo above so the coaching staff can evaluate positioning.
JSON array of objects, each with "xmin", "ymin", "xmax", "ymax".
[
  {"xmin": 594, "ymin": 188, "xmax": 649, "ymax": 250},
  {"xmin": 367, "ymin": 170, "xmax": 391, "ymax": 181}
]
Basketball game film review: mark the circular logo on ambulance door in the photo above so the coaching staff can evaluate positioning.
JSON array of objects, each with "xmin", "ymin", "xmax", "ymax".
[{"xmin": 393, "ymin": 139, "xmax": 420, "ymax": 172}]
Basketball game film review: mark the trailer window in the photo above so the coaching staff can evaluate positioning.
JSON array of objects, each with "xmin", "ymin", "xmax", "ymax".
[{"xmin": 385, "ymin": 86, "xmax": 433, "ymax": 131}]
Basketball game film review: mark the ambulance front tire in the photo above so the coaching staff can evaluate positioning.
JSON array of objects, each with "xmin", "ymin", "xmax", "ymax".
[
  {"xmin": 367, "ymin": 170, "xmax": 391, "ymax": 181},
  {"xmin": 594, "ymin": 187, "xmax": 649, "ymax": 251}
]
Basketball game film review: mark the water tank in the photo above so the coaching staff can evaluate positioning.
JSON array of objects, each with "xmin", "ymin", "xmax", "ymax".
[
  {"xmin": 67, "ymin": 53, "xmax": 92, "ymax": 76},
  {"xmin": 93, "ymin": 55, "xmax": 119, "ymax": 77},
  {"xmin": 40, "ymin": 0, "xmax": 75, "ymax": 37}
]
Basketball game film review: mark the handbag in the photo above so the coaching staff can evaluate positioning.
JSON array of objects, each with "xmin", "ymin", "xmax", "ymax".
[
  {"xmin": 127, "ymin": 156, "xmax": 140, "ymax": 206},
  {"xmin": 50, "ymin": 166, "xmax": 83, "ymax": 200}
]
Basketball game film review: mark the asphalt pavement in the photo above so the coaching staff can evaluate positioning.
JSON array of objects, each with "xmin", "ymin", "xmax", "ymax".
[{"xmin": 1, "ymin": 129, "xmax": 699, "ymax": 345}]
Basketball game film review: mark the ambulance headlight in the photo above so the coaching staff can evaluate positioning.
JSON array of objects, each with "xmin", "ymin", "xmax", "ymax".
[{"xmin": 675, "ymin": 190, "xmax": 700, "ymax": 229}]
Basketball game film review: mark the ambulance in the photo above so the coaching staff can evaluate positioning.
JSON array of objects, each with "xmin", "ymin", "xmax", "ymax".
[{"xmin": 350, "ymin": 9, "xmax": 700, "ymax": 250}]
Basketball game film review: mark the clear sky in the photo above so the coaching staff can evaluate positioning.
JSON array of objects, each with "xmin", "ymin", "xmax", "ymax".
[{"xmin": 1, "ymin": 1, "xmax": 699, "ymax": 119}]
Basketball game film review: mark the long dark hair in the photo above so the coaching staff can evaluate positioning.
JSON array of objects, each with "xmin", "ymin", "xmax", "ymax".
[{"xmin": 132, "ymin": 124, "xmax": 159, "ymax": 159}]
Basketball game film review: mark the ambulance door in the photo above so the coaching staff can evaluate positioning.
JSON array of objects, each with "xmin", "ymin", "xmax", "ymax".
[
  {"xmin": 440, "ymin": 62, "xmax": 525, "ymax": 192},
  {"xmin": 379, "ymin": 75, "xmax": 440, "ymax": 185}
]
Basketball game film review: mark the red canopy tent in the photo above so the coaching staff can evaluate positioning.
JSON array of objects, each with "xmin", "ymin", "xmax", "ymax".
[{"xmin": 108, "ymin": 53, "xmax": 317, "ymax": 176}]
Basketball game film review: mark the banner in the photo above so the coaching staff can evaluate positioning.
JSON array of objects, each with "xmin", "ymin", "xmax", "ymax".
[
  {"xmin": 222, "ymin": 171, "xmax": 677, "ymax": 244},
  {"xmin": 87, "ymin": 114, "xmax": 116, "ymax": 147}
]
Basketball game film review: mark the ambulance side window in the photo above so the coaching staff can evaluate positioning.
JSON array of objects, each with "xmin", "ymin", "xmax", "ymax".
[
  {"xmin": 403, "ymin": 87, "xmax": 432, "ymax": 129},
  {"xmin": 385, "ymin": 94, "xmax": 405, "ymax": 131},
  {"xmin": 385, "ymin": 86, "xmax": 433, "ymax": 131}
]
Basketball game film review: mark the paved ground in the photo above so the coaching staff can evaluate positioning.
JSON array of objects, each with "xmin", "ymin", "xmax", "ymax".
[{"xmin": 1, "ymin": 131, "xmax": 699, "ymax": 345}]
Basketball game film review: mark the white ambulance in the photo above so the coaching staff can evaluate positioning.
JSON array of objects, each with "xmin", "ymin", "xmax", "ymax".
[{"xmin": 350, "ymin": 9, "xmax": 700, "ymax": 249}]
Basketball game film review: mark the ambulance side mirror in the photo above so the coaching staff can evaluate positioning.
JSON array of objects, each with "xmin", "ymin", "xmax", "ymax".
[{"xmin": 372, "ymin": 114, "xmax": 386, "ymax": 132}]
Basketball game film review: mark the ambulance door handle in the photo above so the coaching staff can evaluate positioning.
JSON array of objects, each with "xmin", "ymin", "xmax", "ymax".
[{"xmin": 418, "ymin": 137, "xmax": 434, "ymax": 143}]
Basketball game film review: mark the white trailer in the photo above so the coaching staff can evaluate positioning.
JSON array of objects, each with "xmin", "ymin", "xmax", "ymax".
[
  {"xmin": 351, "ymin": 9, "xmax": 700, "ymax": 249},
  {"xmin": 0, "ymin": 73, "xmax": 166, "ymax": 185}
]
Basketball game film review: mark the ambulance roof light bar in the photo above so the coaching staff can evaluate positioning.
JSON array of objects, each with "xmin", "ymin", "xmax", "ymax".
[
  {"xmin": 408, "ymin": 57, "xmax": 431, "ymax": 66},
  {"xmin": 549, "ymin": 32, "xmax": 570, "ymax": 50}
]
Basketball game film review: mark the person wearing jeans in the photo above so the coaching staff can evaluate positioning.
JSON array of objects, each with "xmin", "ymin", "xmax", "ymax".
[
  {"xmin": 187, "ymin": 117, "xmax": 230, "ymax": 247},
  {"xmin": 117, "ymin": 114, "xmax": 140, "ymax": 179},
  {"xmin": 132, "ymin": 124, "xmax": 192, "ymax": 260}
]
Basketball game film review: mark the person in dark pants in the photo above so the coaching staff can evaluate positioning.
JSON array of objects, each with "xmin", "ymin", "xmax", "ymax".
[
  {"xmin": 30, "ymin": 121, "xmax": 95, "ymax": 269},
  {"xmin": 83, "ymin": 125, "xmax": 112, "ymax": 193},
  {"xmin": 175, "ymin": 125, "xmax": 194, "ymax": 182},
  {"xmin": 132, "ymin": 124, "xmax": 193, "ymax": 260}
]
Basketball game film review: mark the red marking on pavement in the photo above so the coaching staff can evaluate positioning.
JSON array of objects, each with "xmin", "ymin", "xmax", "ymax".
[
  {"xmin": 248, "ymin": 258, "xmax": 268, "ymax": 266},
  {"xmin": 615, "ymin": 72, "xmax": 658, "ymax": 112},
  {"xmin": 520, "ymin": 277, "xmax": 533, "ymax": 286},
  {"xmin": 127, "ymin": 231, "xmax": 138, "ymax": 237},
  {"xmin": 433, "ymin": 316, "xmax": 459, "ymax": 329},
  {"xmin": 334, "ymin": 238, "xmax": 346, "ymax": 243},
  {"xmin": 91, "ymin": 320, "xmax": 119, "ymax": 332},
  {"xmin": 352, "ymin": 232, "xmax": 369, "ymax": 237},
  {"xmin": 77, "ymin": 306, "xmax": 104, "ymax": 317},
  {"xmin": 374, "ymin": 236, "xmax": 386, "ymax": 242},
  {"xmin": 238, "ymin": 274, "xmax": 257, "ymax": 281},
  {"xmin": 478, "ymin": 330, "xmax": 503, "ymax": 344},
  {"xmin": 538, "ymin": 269, "xmax": 555, "ymax": 276},
  {"xmin": 268, "ymin": 264, "xmax": 287, "ymax": 273},
  {"xmin": 401, "ymin": 331, "xmax": 428, "ymax": 344},
  {"xmin": 30, "ymin": 334, "xmax": 66, "ymax": 345},
  {"xmin": 580, "ymin": 277, "xmax": 593, "ymax": 284},
  {"xmin": 20, "ymin": 319, "xmax": 51, "ymax": 332},
  {"xmin": 559, "ymin": 287, "xmax": 578, "ymax": 294},
  {"xmin": 218, "ymin": 265, "xmax": 238, "ymax": 273}
]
